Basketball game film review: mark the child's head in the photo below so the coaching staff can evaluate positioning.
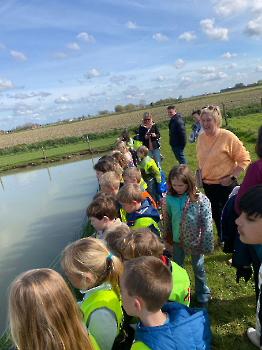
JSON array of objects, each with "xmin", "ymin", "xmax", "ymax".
[
  {"xmin": 116, "ymin": 141, "xmax": 127, "ymax": 154},
  {"xmin": 118, "ymin": 228, "xmax": 164, "ymax": 261},
  {"xmin": 136, "ymin": 145, "xmax": 148, "ymax": 159},
  {"xmin": 94, "ymin": 159, "xmax": 115, "ymax": 180},
  {"xmin": 120, "ymin": 256, "xmax": 172, "ymax": 315},
  {"xmin": 236, "ymin": 185, "xmax": 262, "ymax": 245},
  {"xmin": 99, "ymin": 155, "xmax": 115, "ymax": 163},
  {"xmin": 122, "ymin": 130, "xmax": 130, "ymax": 142},
  {"xmin": 111, "ymin": 151, "xmax": 129, "ymax": 170},
  {"xmin": 61, "ymin": 238, "xmax": 123, "ymax": 294},
  {"xmin": 122, "ymin": 167, "xmax": 142, "ymax": 185},
  {"xmin": 116, "ymin": 184, "xmax": 142, "ymax": 213},
  {"xmin": 9, "ymin": 269, "xmax": 93, "ymax": 350},
  {"xmin": 86, "ymin": 194, "xmax": 117, "ymax": 231},
  {"xmin": 167, "ymin": 165, "xmax": 198, "ymax": 203},
  {"xmin": 99, "ymin": 171, "xmax": 120, "ymax": 195},
  {"xmin": 103, "ymin": 225, "xmax": 131, "ymax": 258}
]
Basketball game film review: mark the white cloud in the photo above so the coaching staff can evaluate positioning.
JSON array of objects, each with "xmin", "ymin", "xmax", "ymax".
[
  {"xmin": 52, "ymin": 105, "xmax": 73, "ymax": 112},
  {"xmin": 54, "ymin": 96, "xmax": 73, "ymax": 104},
  {"xmin": 256, "ymin": 66, "xmax": 262, "ymax": 72},
  {"xmin": 6, "ymin": 93, "xmax": 31, "ymax": 99},
  {"xmin": 173, "ymin": 59, "xmax": 186, "ymax": 69},
  {"xmin": 126, "ymin": 21, "xmax": 137, "ymax": 29},
  {"xmin": 89, "ymin": 91, "xmax": 106, "ymax": 97},
  {"xmin": 31, "ymin": 91, "xmax": 51, "ymax": 97},
  {"xmin": 244, "ymin": 16, "xmax": 262, "ymax": 37},
  {"xmin": 200, "ymin": 19, "xmax": 229, "ymax": 41},
  {"xmin": 178, "ymin": 31, "xmax": 197, "ymax": 41},
  {"xmin": 152, "ymin": 33, "xmax": 168, "ymax": 42},
  {"xmin": 178, "ymin": 77, "xmax": 195, "ymax": 89},
  {"xmin": 0, "ymin": 78, "xmax": 18, "ymax": 92},
  {"xmin": 0, "ymin": 42, "xmax": 6, "ymax": 50},
  {"xmin": 198, "ymin": 67, "xmax": 216, "ymax": 74},
  {"xmin": 10, "ymin": 51, "xmax": 28, "ymax": 61},
  {"xmin": 66, "ymin": 42, "xmax": 81, "ymax": 50},
  {"xmin": 76, "ymin": 32, "xmax": 96, "ymax": 43},
  {"xmin": 214, "ymin": 0, "xmax": 249, "ymax": 17},
  {"xmin": 10, "ymin": 102, "xmax": 37, "ymax": 116},
  {"xmin": 85, "ymin": 69, "xmax": 110, "ymax": 79},
  {"xmin": 201, "ymin": 72, "xmax": 228, "ymax": 81},
  {"xmin": 224, "ymin": 63, "xmax": 237, "ymax": 69},
  {"xmin": 221, "ymin": 52, "xmax": 237, "ymax": 58},
  {"xmin": 151, "ymin": 75, "xmax": 165, "ymax": 82},
  {"xmin": 110, "ymin": 75, "xmax": 126, "ymax": 84},
  {"xmin": 122, "ymin": 85, "xmax": 141, "ymax": 97},
  {"xmin": 52, "ymin": 52, "xmax": 70, "ymax": 59}
]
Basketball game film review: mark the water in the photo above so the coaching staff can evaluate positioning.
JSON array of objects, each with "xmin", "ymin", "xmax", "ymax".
[{"xmin": 0, "ymin": 156, "xmax": 99, "ymax": 336}]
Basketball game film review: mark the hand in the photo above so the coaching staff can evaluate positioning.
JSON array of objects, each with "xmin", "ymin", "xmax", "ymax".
[
  {"xmin": 219, "ymin": 176, "xmax": 233, "ymax": 187},
  {"xmin": 151, "ymin": 133, "xmax": 156, "ymax": 137}
]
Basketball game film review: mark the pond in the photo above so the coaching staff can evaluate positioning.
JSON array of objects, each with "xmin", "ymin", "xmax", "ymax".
[{"xmin": 0, "ymin": 155, "xmax": 99, "ymax": 336}]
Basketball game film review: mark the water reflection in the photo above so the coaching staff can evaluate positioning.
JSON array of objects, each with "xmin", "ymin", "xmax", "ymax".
[{"xmin": 0, "ymin": 155, "xmax": 99, "ymax": 336}]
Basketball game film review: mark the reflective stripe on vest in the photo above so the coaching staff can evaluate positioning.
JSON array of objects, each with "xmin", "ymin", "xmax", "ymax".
[
  {"xmin": 119, "ymin": 208, "xmax": 127, "ymax": 223},
  {"xmin": 130, "ymin": 217, "xmax": 162, "ymax": 238},
  {"xmin": 80, "ymin": 289, "xmax": 123, "ymax": 336},
  {"xmin": 139, "ymin": 178, "xmax": 147, "ymax": 190}
]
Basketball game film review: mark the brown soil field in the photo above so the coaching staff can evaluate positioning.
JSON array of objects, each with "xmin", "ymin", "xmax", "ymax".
[{"xmin": 1, "ymin": 87, "xmax": 262, "ymax": 148}]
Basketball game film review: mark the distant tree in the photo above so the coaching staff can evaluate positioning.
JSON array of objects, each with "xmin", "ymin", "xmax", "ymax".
[
  {"xmin": 16, "ymin": 125, "xmax": 23, "ymax": 131},
  {"xmin": 139, "ymin": 99, "xmax": 146, "ymax": 108},
  {"xmin": 235, "ymin": 83, "xmax": 244, "ymax": 88},
  {"xmin": 178, "ymin": 95, "xmax": 183, "ymax": 101},
  {"xmin": 23, "ymin": 122, "xmax": 34, "ymax": 130},
  {"xmin": 98, "ymin": 110, "xmax": 109, "ymax": 115},
  {"xmin": 115, "ymin": 105, "xmax": 124, "ymax": 113},
  {"xmin": 88, "ymin": 114, "xmax": 91, "ymax": 117},
  {"xmin": 125, "ymin": 103, "xmax": 136, "ymax": 111},
  {"xmin": 257, "ymin": 80, "xmax": 262, "ymax": 86},
  {"xmin": 150, "ymin": 102, "xmax": 155, "ymax": 107}
]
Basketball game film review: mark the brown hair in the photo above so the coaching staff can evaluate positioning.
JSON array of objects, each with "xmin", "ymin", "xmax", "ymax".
[
  {"xmin": 192, "ymin": 109, "xmax": 201, "ymax": 116},
  {"xmin": 112, "ymin": 151, "xmax": 129, "ymax": 170},
  {"xmin": 167, "ymin": 105, "xmax": 175, "ymax": 110},
  {"xmin": 118, "ymin": 228, "xmax": 164, "ymax": 260},
  {"xmin": 99, "ymin": 171, "xmax": 120, "ymax": 190},
  {"xmin": 86, "ymin": 194, "xmax": 117, "ymax": 220},
  {"xmin": 200, "ymin": 105, "xmax": 222, "ymax": 127},
  {"xmin": 136, "ymin": 145, "xmax": 149, "ymax": 157},
  {"xmin": 167, "ymin": 164, "xmax": 199, "ymax": 203},
  {"xmin": 61, "ymin": 238, "xmax": 123, "ymax": 297},
  {"xmin": 122, "ymin": 130, "xmax": 131, "ymax": 143},
  {"xmin": 94, "ymin": 160, "xmax": 115, "ymax": 173},
  {"xmin": 103, "ymin": 225, "xmax": 131, "ymax": 258},
  {"xmin": 122, "ymin": 256, "xmax": 172, "ymax": 312},
  {"xmin": 255, "ymin": 124, "xmax": 262, "ymax": 159},
  {"xmin": 123, "ymin": 167, "xmax": 142, "ymax": 183},
  {"xmin": 9, "ymin": 269, "xmax": 94, "ymax": 350},
  {"xmin": 116, "ymin": 183, "xmax": 142, "ymax": 204}
]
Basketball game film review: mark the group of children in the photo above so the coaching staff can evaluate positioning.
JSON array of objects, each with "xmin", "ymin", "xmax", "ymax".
[{"xmin": 7, "ymin": 127, "xmax": 262, "ymax": 350}]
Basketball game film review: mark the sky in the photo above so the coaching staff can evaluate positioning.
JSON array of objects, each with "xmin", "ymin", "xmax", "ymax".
[{"xmin": 0, "ymin": 0, "xmax": 262, "ymax": 130}]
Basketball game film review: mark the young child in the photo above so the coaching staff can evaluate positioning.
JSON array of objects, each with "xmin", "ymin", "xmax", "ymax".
[
  {"xmin": 133, "ymin": 128, "xmax": 143, "ymax": 151},
  {"xmin": 235, "ymin": 185, "xmax": 262, "ymax": 349},
  {"xmin": 8, "ymin": 269, "xmax": 97, "ymax": 350},
  {"xmin": 112, "ymin": 150, "xmax": 130, "ymax": 171},
  {"xmin": 86, "ymin": 193, "xmax": 128, "ymax": 239},
  {"xmin": 116, "ymin": 183, "xmax": 161, "ymax": 237},
  {"xmin": 116, "ymin": 140, "xmax": 134, "ymax": 167},
  {"xmin": 118, "ymin": 227, "xmax": 190, "ymax": 306},
  {"xmin": 163, "ymin": 165, "xmax": 214, "ymax": 308},
  {"xmin": 122, "ymin": 167, "xmax": 157, "ymax": 208},
  {"xmin": 61, "ymin": 238, "xmax": 124, "ymax": 350},
  {"xmin": 103, "ymin": 224, "xmax": 131, "ymax": 258},
  {"xmin": 136, "ymin": 145, "xmax": 161, "ymax": 204},
  {"xmin": 120, "ymin": 256, "xmax": 211, "ymax": 350},
  {"xmin": 94, "ymin": 159, "xmax": 115, "ymax": 180},
  {"xmin": 99, "ymin": 171, "xmax": 121, "ymax": 197}
]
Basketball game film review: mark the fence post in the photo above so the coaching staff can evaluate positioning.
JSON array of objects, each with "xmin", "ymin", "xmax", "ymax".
[
  {"xmin": 41, "ymin": 144, "xmax": 46, "ymax": 159},
  {"xmin": 222, "ymin": 102, "xmax": 228, "ymax": 126}
]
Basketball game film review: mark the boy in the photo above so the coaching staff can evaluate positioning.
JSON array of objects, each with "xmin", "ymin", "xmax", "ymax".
[
  {"xmin": 122, "ymin": 167, "xmax": 157, "ymax": 208},
  {"xmin": 120, "ymin": 256, "xmax": 211, "ymax": 350},
  {"xmin": 118, "ymin": 228, "xmax": 190, "ymax": 306},
  {"xmin": 86, "ymin": 193, "xmax": 128, "ymax": 239},
  {"xmin": 116, "ymin": 184, "xmax": 161, "ymax": 237},
  {"xmin": 99, "ymin": 171, "xmax": 120, "ymax": 197},
  {"xmin": 93, "ymin": 159, "xmax": 115, "ymax": 180},
  {"xmin": 136, "ymin": 145, "xmax": 161, "ymax": 204},
  {"xmin": 236, "ymin": 185, "xmax": 262, "ymax": 349}
]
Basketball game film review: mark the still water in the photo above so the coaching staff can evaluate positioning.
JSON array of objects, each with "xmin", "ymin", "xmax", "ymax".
[{"xmin": 0, "ymin": 156, "xmax": 99, "ymax": 336}]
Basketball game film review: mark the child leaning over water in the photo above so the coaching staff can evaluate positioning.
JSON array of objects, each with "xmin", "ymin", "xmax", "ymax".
[
  {"xmin": 163, "ymin": 164, "xmax": 214, "ymax": 308},
  {"xmin": 61, "ymin": 238, "xmax": 124, "ymax": 350}
]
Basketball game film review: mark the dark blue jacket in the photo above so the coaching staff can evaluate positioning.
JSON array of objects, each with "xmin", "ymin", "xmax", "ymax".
[
  {"xmin": 135, "ymin": 302, "xmax": 211, "ymax": 350},
  {"xmin": 169, "ymin": 113, "xmax": 187, "ymax": 147}
]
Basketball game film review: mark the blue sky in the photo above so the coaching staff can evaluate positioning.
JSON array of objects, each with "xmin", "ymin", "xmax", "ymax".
[{"xmin": 0, "ymin": 0, "xmax": 262, "ymax": 130}]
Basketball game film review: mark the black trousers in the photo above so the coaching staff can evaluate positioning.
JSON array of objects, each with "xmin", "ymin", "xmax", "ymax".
[{"xmin": 203, "ymin": 180, "xmax": 237, "ymax": 237}]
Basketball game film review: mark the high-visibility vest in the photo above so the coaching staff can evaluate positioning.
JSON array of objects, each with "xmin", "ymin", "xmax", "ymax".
[
  {"xmin": 169, "ymin": 261, "xmax": 190, "ymax": 306},
  {"xmin": 130, "ymin": 217, "xmax": 162, "ymax": 238},
  {"xmin": 131, "ymin": 341, "xmax": 151, "ymax": 350}
]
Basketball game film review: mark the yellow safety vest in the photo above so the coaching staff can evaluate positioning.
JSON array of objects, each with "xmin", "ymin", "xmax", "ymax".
[
  {"xmin": 131, "ymin": 217, "xmax": 162, "ymax": 238},
  {"xmin": 131, "ymin": 341, "xmax": 151, "ymax": 350}
]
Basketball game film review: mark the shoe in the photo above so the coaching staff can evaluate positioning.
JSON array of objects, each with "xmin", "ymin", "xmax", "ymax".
[
  {"xmin": 247, "ymin": 327, "xmax": 260, "ymax": 348},
  {"xmin": 198, "ymin": 301, "xmax": 208, "ymax": 308}
]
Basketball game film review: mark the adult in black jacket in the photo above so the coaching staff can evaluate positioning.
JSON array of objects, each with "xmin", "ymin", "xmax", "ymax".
[
  {"xmin": 167, "ymin": 105, "xmax": 187, "ymax": 164},
  {"xmin": 139, "ymin": 112, "xmax": 161, "ymax": 168}
]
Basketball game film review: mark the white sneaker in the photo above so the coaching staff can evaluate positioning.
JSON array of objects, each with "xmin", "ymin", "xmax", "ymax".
[{"xmin": 247, "ymin": 327, "xmax": 260, "ymax": 348}]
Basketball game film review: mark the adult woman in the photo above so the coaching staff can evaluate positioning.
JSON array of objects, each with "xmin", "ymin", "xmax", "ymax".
[
  {"xmin": 139, "ymin": 112, "xmax": 161, "ymax": 168},
  {"xmin": 196, "ymin": 106, "xmax": 250, "ymax": 243}
]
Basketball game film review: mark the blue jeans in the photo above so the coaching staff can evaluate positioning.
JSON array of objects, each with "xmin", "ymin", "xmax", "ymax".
[
  {"xmin": 171, "ymin": 146, "xmax": 187, "ymax": 164},
  {"xmin": 148, "ymin": 148, "xmax": 161, "ymax": 169},
  {"xmin": 173, "ymin": 243, "xmax": 210, "ymax": 303}
]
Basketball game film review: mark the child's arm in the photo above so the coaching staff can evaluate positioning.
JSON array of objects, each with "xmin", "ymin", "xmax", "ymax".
[{"xmin": 199, "ymin": 195, "xmax": 214, "ymax": 254}]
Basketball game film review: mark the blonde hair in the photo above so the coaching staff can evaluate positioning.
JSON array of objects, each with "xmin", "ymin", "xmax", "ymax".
[
  {"xmin": 143, "ymin": 111, "xmax": 152, "ymax": 120},
  {"xmin": 123, "ymin": 167, "xmax": 142, "ymax": 183},
  {"xmin": 136, "ymin": 145, "xmax": 149, "ymax": 156},
  {"xmin": 8, "ymin": 269, "xmax": 94, "ymax": 350},
  {"xmin": 61, "ymin": 238, "xmax": 123, "ymax": 297},
  {"xmin": 111, "ymin": 151, "xmax": 129, "ymax": 170},
  {"xmin": 103, "ymin": 225, "xmax": 131, "ymax": 258},
  {"xmin": 99, "ymin": 171, "xmax": 120, "ymax": 190},
  {"xmin": 200, "ymin": 105, "xmax": 222, "ymax": 127},
  {"xmin": 116, "ymin": 141, "xmax": 127, "ymax": 154},
  {"xmin": 118, "ymin": 228, "xmax": 164, "ymax": 260},
  {"xmin": 116, "ymin": 183, "xmax": 142, "ymax": 203}
]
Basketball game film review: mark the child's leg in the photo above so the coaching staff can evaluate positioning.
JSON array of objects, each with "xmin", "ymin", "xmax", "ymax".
[
  {"xmin": 173, "ymin": 243, "xmax": 186, "ymax": 267},
  {"xmin": 191, "ymin": 254, "xmax": 210, "ymax": 304}
]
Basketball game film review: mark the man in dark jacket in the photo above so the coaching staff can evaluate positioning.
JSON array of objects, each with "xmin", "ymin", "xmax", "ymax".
[{"xmin": 167, "ymin": 105, "xmax": 187, "ymax": 164}]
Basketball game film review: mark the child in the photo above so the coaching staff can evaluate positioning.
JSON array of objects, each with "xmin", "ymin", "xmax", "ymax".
[
  {"xmin": 112, "ymin": 150, "xmax": 130, "ymax": 171},
  {"xmin": 116, "ymin": 140, "xmax": 134, "ymax": 167},
  {"xmin": 61, "ymin": 238, "xmax": 124, "ymax": 350},
  {"xmin": 116, "ymin": 183, "xmax": 161, "ymax": 237},
  {"xmin": 122, "ymin": 167, "xmax": 157, "ymax": 208},
  {"xmin": 133, "ymin": 128, "xmax": 143, "ymax": 151},
  {"xmin": 103, "ymin": 224, "xmax": 131, "ymax": 258},
  {"xmin": 136, "ymin": 145, "xmax": 161, "ymax": 204},
  {"xmin": 163, "ymin": 165, "xmax": 214, "ymax": 308},
  {"xmin": 8, "ymin": 269, "xmax": 97, "ymax": 350},
  {"xmin": 120, "ymin": 256, "xmax": 211, "ymax": 350},
  {"xmin": 99, "ymin": 171, "xmax": 121, "ymax": 196},
  {"xmin": 118, "ymin": 227, "xmax": 190, "ymax": 306},
  {"xmin": 235, "ymin": 185, "xmax": 262, "ymax": 349},
  {"xmin": 86, "ymin": 193, "xmax": 128, "ymax": 239},
  {"xmin": 94, "ymin": 159, "xmax": 115, "ymax": 180}
]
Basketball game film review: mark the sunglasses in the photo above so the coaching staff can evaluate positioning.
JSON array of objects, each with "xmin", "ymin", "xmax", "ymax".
[
  {"xmin": 144, "ymin": 118, "xmax": 151, "ymax": 121},
  {"xmin": 202, "ymin": 106, "xmax": 218, "ymax": 110}
]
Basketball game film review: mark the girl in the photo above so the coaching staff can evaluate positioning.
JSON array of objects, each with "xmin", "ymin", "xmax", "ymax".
[
  {"xmin": 162, "ymin": 165, "xmax": 214, "ymax": 308},
  {"xmin": 61, "ymin": 238, "xmax": 124, "ymax": 350},
  {"xmin": 115, "ymin": 141, "xmax": 134, "ymax": 168},
  {"xmin": 8, "ymin": 268, "xmax": 97, "ymax": 350}
]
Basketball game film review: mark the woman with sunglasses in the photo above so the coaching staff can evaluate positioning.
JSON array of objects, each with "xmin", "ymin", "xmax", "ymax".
[
  {"xmin": 139, "ymin": 112, "xmax": 161, "ymax": 168},
  {"xmin": 196, "ymin": 105, "xmax": 250, "ymax": 247}
]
